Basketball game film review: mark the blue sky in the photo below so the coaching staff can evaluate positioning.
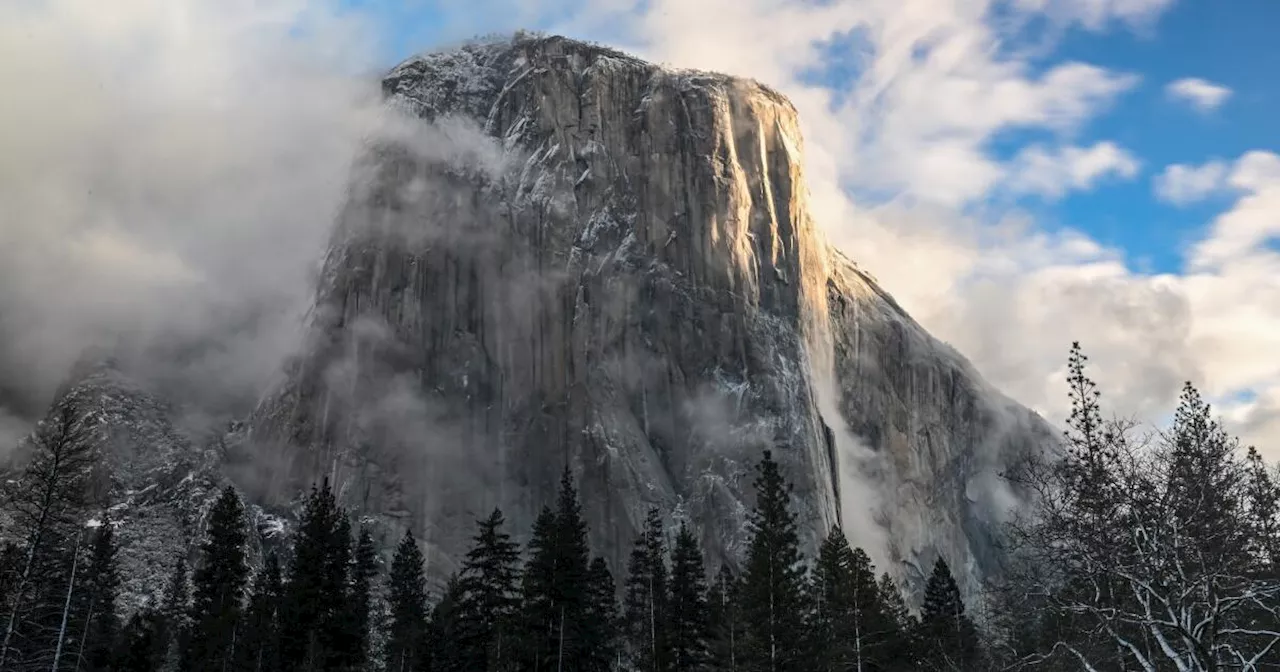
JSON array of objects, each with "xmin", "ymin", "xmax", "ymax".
[{"xmin": 1034, "ymin": 0, "xmax": 1280, "ymax": 272}]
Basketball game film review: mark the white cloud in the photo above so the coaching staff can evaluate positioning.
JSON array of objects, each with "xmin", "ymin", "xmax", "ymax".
[
  {"xmin": 1154, "ymin": 160, "xmax": 1229, "ymax": 205},
  {"xmin": 1008, "ymin": 141, "xmax": 1141, "ymax": 199},
  {"xmin": 1189, "ymin": 152, "xmax": 1280, "ymax": 269},
  {"xmin": 1012, "ymin": 0, "xmax": 1176, "ymax": 30},
  {"xmin": 1166, "ymin": 77, "xmax": 1233, "ymax": 113}
]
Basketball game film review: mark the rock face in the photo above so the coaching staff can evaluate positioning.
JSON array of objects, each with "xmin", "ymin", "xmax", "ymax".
[{"xmin": 248, "ymin": 34, "xmax": 1055, "ymax": 596}]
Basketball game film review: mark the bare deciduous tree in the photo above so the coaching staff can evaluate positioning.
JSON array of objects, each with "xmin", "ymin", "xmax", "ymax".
[{"xmin": 995, "ymin": 344, "xmax": 1280, "ymax": 672}]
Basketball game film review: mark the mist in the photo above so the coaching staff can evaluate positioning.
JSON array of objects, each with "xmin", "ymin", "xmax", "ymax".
[{"xmin": 0, "ymin": 0, "xmax": 388, "ymax": 442}]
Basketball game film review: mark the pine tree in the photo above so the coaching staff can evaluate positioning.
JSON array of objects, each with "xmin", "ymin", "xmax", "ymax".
[
  {"xmin": 739, "ymin": 450, "xmax": 807, "ymax": 672},
  {"xmin": 235, "ymin": 552, "xmax": 284, "ymax": 672},
  {"xmin": 517, "ymin": 508, "xmax": 558, "ymax": 671},
  {"xmin": 706, "ymin": 566, "xmax": 744, "ymax": 672},
  {"xmin": 0, "ymin": 402, "xmax": 95, "ymax": 671},
  {"xmin": 280, "ymin": 479, "xmax": 352, "ymax": 672},
  {"xmin": 623, "ymin": 507, "xmax": 669, "ymax": 672},
  {"xmin": 114, "ymin": 608, "xmax": 163, "ymax": 672},
  {"xmin": 1063, "ymin": 342, "xmax": 1120, "ymax": 537},
  {"xmin": 181, "ymin": 486, "xmax": 250, "ymax": 672},
  {"xmin": 583, "ymin": 557, "xmax": 620, "ymax": 672},
  {"xmin": 1244, "ymin": 446, "xmax": 1280, "ymax": 567},
  {"xmin": 805, "ymin": 529, "xmax": 896, "ymax": 672},
  {"xmin": 515, "ymin": 468, "xmax": 596, "ymax": 672},
  {"xmin": 454, "ymin": 509, "xmax": 521, "ymax": 671},
  {"xmin": 550, "ymin": 466, "xmax": 593, "ymax": 671},
  {"xmin": 430, "ymin": 574, "xmax": 464, "ymax": 672},
  {"xmin": 156, "ymin": 553, "xmax": 191, "ymax": 671},
  {"xmin": 667, "ymin": 522, "xmax": 710, "ymax": 672},
  {"xmin": 917, "ymin": 558, "xmax": 978, "ymax": 672},
  {"xmin": 806, "ymin": 527, "xmax": 854, "ymax": 672},
  {"xmin": 343, "ymin": 527, "xmax": 379, "ymax": 670},
  {"xmin": 73, "ymin": 517, "xmax": 121, "ymax": 672},
  {"xmin": 1167, "ymin": 383, "xmax": 1249, "ymax": 570},
  {"xmin": 383, "ymin": 531, "xmax": 428, "ymax": 672},
  {"xmin": 875, "ymin": 574, "xmax": 914, "ymax": 671}
]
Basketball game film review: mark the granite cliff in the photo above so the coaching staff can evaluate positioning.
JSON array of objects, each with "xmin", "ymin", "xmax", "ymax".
[
  {"xmin": 246, "ymin": 34, "xmax": 1054, "ymax": 595},
  {"xmin": 3, "ymin": 33, "xmax": 1054, "ymax": 607}
]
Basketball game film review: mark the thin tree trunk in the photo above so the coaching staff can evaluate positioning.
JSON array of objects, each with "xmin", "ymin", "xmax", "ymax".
[
  {"xmin": 558, "ymin": 606, "xmax": 565, "ymax": 672},
  {"xmin": 649, "ymin": 574, "xmax": 657, "ymax": 672},
  {"xmin": 73, "ymin": 600, "xmax": 95, "ymax": 672},
  {"xmin": 52, "ymin": 534, "xmax": 83, "ymax": 672}
]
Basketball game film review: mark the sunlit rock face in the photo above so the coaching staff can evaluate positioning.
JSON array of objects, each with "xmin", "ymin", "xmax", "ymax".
[
  {"xmin": 1, "ymin": 33, "xmax": 1049, "ymax": 605},
  {"xmin": 247, "ymin": 33, "xmax": 1055, "ymax": 598}
]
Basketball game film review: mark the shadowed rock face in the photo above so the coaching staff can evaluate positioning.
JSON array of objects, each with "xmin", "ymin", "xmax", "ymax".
[{"xmin": 247, "ymin": 34, "xmax": 1055, "ymax": 597}]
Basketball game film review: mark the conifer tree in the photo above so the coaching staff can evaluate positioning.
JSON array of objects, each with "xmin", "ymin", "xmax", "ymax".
[
  {"xmin": 280, "ymin": 479, "xmax": 352, "ymax": 672},
  {"xmin": 806, "ymin": 527, "xmax": 854, "ymax": 672},
  {"xmin": 235, "ymin": 552, "xmax": 284, "ymax": 672},
  {"xmin": 1244, "ymin": 446, "xmax": 1280, "ymax": 567},
  {"xmin": 805, "ymin": 529, "xmax": 897, "ymax": 672},
  {"xmin": 344, "ymin": 527, "xmax": 379, "ymax": 669},
  {"xmin": 157, "ymin": 553, "xmax": 190, "ymax": 671},
  {"xmin": 383, "ymin": 531, "xmax": 428, "ymax": 672},
  {"xmin": 454, "ymin": 509, "xmax": 520, "ymax": 671},
  {"xmin": 917, "ymin": 558, "xmax": 978, "ymax": 672},
  {"xmin": 876, "ymin": 574, "xmax": 914, "ymax": 671},
  {"xmin": 517, "ymin": 507, "xmax": 558, "ymax": 671},
  {"xmin": 73, "ymin": 517, "xmax": 121, "ymax": 672},
  {"xmin": 706, "ymin": 566, "xmax": 744, "ymax": 672},
  {"xmin": 0, "ymin": 402, "xmax": 95, "ymax": 671},
  {"xmin": 517, "ymin": 468, "xmax": 595, "ymax": 672},
  {"xmin": 667, "ymin": 522, "xmax": 709, "ymax": 672},
  {"xmin": 181, "ymin": 486, "xmax": 250, "ymax": 672},
  {"xmin": 583, "ymin": 557, "xmax": 620, "ymax": 672},
  {"xmin": 739, "ymin": 450, "xmax": 807, "ymax": 672},
  {"xmin": 429, "ymin": 574, "xmax": 464, "ymax": 672},
  {"xmin": 551, "ymin": 466, "xmax": 592, "ymax": 670},
  {"xmin": 623, "ymin": 507, "xmax": 669, "ymax": 672},
  {"xmin": 114, "ymin": 608, "xmax": 163, "ymax": 672}
]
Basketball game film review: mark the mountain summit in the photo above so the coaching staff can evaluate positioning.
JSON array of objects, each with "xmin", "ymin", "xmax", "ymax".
[
  {"xmin": 7, "ymin": 34, "xmax": 1054, "ymax": 609},
  {"xmin": 246, "ymin": 33, "xmax": 1054, "ymax": 595}
]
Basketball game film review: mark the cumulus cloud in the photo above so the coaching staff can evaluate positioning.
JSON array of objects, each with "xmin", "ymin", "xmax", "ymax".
[
  {"xmin": 1008, "ymin": 141, "xmax": 1141, "ymax": 199},
  {"xmin": 1166, "ymin": 77, "xmax": 1233, "ymax": 113},
  {"xmin": 1154, "ymin": 160, "xmax": 1229, "ymax": 205}
]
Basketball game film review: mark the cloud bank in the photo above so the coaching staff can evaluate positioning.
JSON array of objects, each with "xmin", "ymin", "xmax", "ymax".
[{"xmin": 0, "ymin": 0, "xmax": 386, "ymax": 438}]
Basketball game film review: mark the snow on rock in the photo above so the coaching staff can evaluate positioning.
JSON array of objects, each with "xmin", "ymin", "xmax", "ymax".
[
  {"xmin": 0, "ymin": 34, "xmax": 1055, "ymax": 607},
  {"xmin": 247, "ymin": 33, "xmax": 1056, "ymax": 599}
]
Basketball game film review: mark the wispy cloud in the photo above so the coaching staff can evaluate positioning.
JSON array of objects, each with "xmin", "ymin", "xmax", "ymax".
[
  {"xmin": 1166, "ymin": 77, "xmax": 1233, "ymax": 113},
  {"xmin": 1154, "ymin": 160, "xmax": 1229, "ymax": 205},
  {"xmin": 1008, "ymin": 142, "xmax": 1141, "ymax": 199},
  {"xmin": 1011, "ymin": 0, "xmax": 1176, "ymax": 31}
]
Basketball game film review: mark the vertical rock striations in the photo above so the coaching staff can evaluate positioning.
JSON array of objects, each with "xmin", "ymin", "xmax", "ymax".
[{"xmin": 247, "ymin": 34, "xmax": 1053, "ymax": 595}]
